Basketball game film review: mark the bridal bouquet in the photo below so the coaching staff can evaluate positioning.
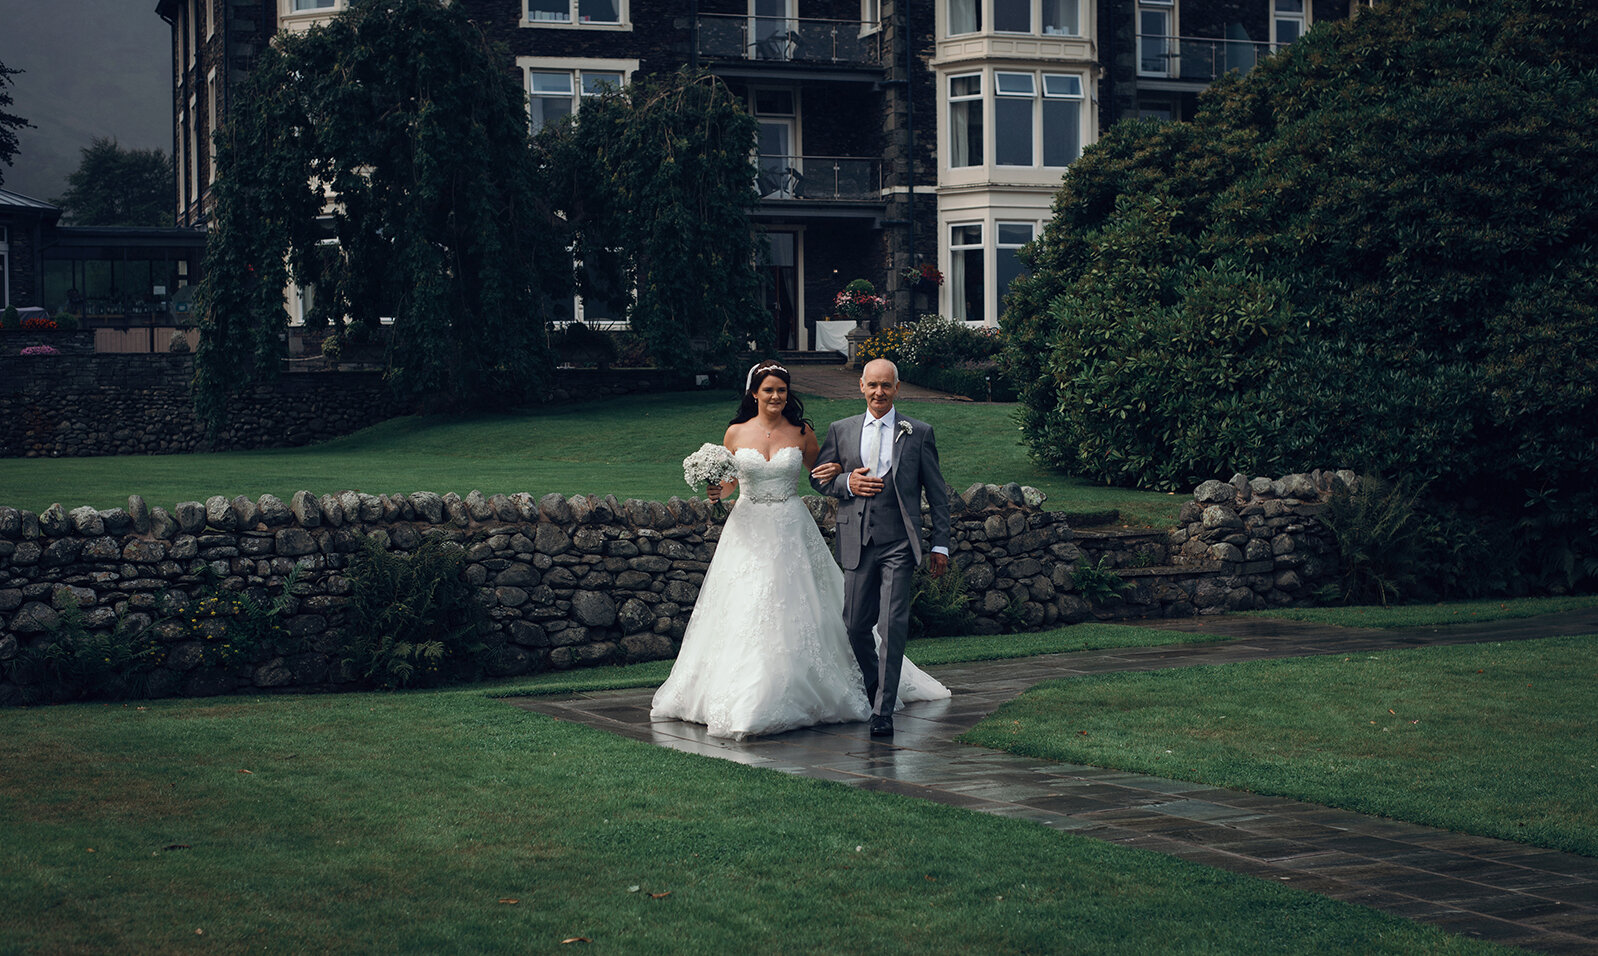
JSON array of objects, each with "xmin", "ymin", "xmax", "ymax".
[{"xmin": 683, "ymin": 443, "xmax": 738, "ymax": 511}]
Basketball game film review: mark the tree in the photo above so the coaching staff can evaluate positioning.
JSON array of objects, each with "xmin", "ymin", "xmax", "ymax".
[
  {"xmin": 195, "ymin": 0, "xmax": 565, "ymax": 425},
  {"xmin": 0, "ymin": 59, "xmax": 33, "ymax": 187},
  {"xmin": 51, "ymin": 137, "xmax": 173, "ymax": 225},
  {"xmin": 1003, "ymin": 0, "xmax": 1598, "ymax": 592},
  {"xmin": 533, "ymin": 69, "xmax": 768, "ymax": 374}
]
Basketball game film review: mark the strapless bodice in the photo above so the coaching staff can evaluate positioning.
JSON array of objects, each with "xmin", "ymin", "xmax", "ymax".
[{"xmin": 734, "ymin": 445, "xmax": 802, "ymax": 503}]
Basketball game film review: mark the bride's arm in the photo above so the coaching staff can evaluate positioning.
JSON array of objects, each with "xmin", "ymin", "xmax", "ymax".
[
  {"xmin": 805, "ymin": 424, "xmax": 841, "ymax": 484},
  {"xmin": 710, "ymin": 425, "xmax": 739, "ymax": 501}
]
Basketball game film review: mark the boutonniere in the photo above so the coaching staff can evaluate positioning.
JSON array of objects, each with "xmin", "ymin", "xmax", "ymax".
[{"xmin": 897, "ymin": 420, "xmax": 913, "ymax": 439}]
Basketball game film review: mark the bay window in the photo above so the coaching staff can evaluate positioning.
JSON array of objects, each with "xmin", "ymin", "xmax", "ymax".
[
  {"xmin": 952, "ymin": 70, "xmax": 1084, "ymax": 169},
  {"xmin": 947, "ymin": 0, "xmax": 1081, "ymax": 37}
]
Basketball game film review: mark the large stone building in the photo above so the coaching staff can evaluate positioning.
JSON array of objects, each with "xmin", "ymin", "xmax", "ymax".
[{"xmin": 154, "ymin": 0, "xmax": 1359, "ymax": 347}]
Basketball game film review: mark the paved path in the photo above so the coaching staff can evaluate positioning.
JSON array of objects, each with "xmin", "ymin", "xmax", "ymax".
[
  {"xmin": 783, "ymin": 360, "xmax": 973, "ymax": 403},
  {"xmin": 509, "ymin": 608, "xmax": 1598, "ymax": 953}
]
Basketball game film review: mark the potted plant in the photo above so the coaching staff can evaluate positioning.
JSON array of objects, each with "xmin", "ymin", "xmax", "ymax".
[
  {"xmin": 833, "ymin": 279, "xmax": 887, "ymax": 331},
  {"xmin": 899, "ymin": 262, "xmax": 944, "ymax": 293}
]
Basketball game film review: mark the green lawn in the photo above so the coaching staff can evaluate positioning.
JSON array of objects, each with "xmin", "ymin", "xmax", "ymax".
[
  {"xmin": 0, "ymin": 392, "xmax": 1182, "ymax": 526},
  {"xmin": 964, "ymin": 633, "xmax": 1598, "ymax": 857},
  {"xmin": 0, "ymin": 689, "xmax": 1497, "ymax": 954},
  {"xmin": 1248, "ymin": 594, "xmax": 1598, "ymax": 628}
]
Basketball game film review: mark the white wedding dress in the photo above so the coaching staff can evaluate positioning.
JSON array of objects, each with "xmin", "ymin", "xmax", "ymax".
[{"xmin": 650, "ymin": 445, "xmax": 950, "ymax": 740}]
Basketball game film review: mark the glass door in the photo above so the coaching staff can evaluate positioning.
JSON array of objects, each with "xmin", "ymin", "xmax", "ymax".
[{"xmin": 751, "ymin": 0, "xmax": 796, "ymax": 60}]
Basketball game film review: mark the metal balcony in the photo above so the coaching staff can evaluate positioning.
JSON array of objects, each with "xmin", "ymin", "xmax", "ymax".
[
  {"xmin": 1136, "ymin": 34, "xmax": 1285, "ymax": 84},
  {"xmin": 756, "ymin": 155, "xmax": 881, "ymax": 202},
  {"xmin": 697, "ymin": 14, "xmax": 882, "ymax": 68}
]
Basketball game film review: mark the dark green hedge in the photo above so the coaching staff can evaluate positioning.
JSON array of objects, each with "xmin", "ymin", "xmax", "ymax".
[{"xmin": 1000, "ymin": 0, "xmax": 1598, "ymax": 595}]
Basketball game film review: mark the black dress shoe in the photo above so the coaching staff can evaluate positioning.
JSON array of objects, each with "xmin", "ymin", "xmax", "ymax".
[{"xmin": 869, "ymin": 715, "xmax": 894, "ymax": 737}]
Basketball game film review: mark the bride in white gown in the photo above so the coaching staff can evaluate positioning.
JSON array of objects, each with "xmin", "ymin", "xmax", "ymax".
[{"xmin": 650, "ymin": 361, "xmax": 949, "ymax": 740}]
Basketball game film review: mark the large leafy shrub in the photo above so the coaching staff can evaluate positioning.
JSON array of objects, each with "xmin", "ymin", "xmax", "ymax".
[{"xmin": 1003, "ymin": 0, "xmax": 1598, "ymax": 593}]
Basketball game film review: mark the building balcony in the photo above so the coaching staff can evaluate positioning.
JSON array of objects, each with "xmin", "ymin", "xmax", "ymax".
[
  {"xmin": 1135, "ymin": 33, "xmax": 1284, "ymax": 86},
  {"xmin": 756, "ymin": 155, "xmax": 881, "ymax": 203},
  {"xmin": 697, "ymin": 14, "xmax": 882, "ymax": 69}
]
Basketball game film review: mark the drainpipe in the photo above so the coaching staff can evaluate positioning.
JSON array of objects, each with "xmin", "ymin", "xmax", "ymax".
[
  {"xmin": 689, "ymin": 0, "xmax": 699, "ymax": 69},
  {"xmin": 904, "ymin": 0, "xmax": 915, "ymax": 259}
]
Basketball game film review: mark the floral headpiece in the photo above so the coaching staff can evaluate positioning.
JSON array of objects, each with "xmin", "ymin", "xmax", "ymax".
[{"xmin": 746, "ymin": 363, "xmax": 788, "ymax": 391}]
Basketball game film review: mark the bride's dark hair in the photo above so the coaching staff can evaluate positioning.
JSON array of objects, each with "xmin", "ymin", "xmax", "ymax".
[{"xmin": 731, "ymin": 360, "xmax": 811, "ymax": 434}]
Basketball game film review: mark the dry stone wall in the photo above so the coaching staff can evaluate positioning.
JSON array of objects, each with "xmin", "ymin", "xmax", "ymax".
[{"xmin": 0, "ymin": 474, "xmax": 1349, "ymax": 705}]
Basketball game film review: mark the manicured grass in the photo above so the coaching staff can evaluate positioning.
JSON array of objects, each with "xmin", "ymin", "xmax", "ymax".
[
  {"xmin": 484, "ymin": 621, "xmax": 1229, "ymax": 699},
  {"xmin": 964, "ymin": 634, "xmax": 1598, "ymax": 857},
  {"xmin": 0, "ymin": 691, "xmax": 1497, "ymax": 954},
  {"xmin": 1247, "ymin": 594, "xmax": 1598, "ymax": 628},
  {"xmin": 0, "ymin": 392, "xmax": 1182, "ymax": 527}
]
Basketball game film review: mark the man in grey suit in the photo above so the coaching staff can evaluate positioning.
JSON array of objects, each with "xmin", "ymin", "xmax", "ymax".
[{"xmin": 810, "ymin": 358, "xmax": 951, "ymax": 737}]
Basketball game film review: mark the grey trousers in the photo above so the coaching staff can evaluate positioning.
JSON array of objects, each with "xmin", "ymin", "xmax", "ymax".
[{"xmin": 843, "ymin": 536, "xmax": 916, "ymax": 716}]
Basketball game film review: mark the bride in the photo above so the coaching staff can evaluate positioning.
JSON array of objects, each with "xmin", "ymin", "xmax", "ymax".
[{"xmin": 650, "ymin": 360, "xmax": 950, "ymax": 740}]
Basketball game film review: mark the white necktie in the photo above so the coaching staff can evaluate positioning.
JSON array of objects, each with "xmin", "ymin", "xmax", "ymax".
[{"xmin": 862, "ymin": 418, "xmax": 884, "ymax": 477}]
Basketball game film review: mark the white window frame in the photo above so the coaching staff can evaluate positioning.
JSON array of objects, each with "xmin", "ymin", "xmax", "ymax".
[
  {"xmin": 946, "ymin": 0, "xmax": 1082, "ymax": 38},
  {"xmin": 519, "ymin": 58, "xmax": 636, "ymax": 133},
  {"xmin": 993, "ymin": 0, "xmax": 1031, "ymax": 34},
  {"xmin": 280, "ymin": 0, "xmax": 343, "ymax": 33},
  {"xmin": 1041, "ymin": 0, "xmax": 1081, "ymax": 36},
  {"xmin": 952, "ymin": 70, "xmax": 1086, "ymax": 170},
  {"xmin": 995, "ymin": 221, "xmax": 1035, "ymax": 320},
  {"xmin": 1271, "ymin": 0, "xmax": 1309, "ymax": 47},
  {"xmin": 206, "ymin": 67, "xmax": 218, "ymax": 185},
  {"xmin": 1137, "ymin": 0, "xmax": 1176, "ymax": 78},
  {"xmin": 522, "ymin": 0, "xmax": 631, "ymax": 31},
  {"xmin": 948, "ymin": 222, "xmax": 984, "ymax": 323},
  {"xmin": 944, "ymin": 219, "xmax": 1042, "ymax": 326},
  {"xmin": 948, "ymin": 0, "xmax": 981, "ymax": 36},
  {"xmin": 186, "ymin": 0, "xmax": 198, "ymax": 68},
  {"xmin": 994, "ymin": 72, "xmax": 1035, "ymax": 166},
  {"xmin": 187, "ymin": 94, "xmax": 200, "ymax": 208},
  {"xmin": 1041, "ymin": 73, "xmax": 1084, "ymax": 167},
  {"xmin": 948, "ymin": 73, "xmax": 984, "ymax": 168}
]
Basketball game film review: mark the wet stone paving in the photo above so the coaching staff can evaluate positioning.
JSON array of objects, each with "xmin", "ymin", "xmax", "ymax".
[{"xmin": 509, "ymin": 608, "xmax": 1598, "ymax": 954}]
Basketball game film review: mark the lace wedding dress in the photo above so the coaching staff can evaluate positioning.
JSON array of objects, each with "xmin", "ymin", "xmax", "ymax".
[{"xmin": 650, "ymin": 445, "xmax": 950, "ymax": 740}]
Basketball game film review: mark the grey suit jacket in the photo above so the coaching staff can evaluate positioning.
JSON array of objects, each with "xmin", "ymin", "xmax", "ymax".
[{"xmin": 811, "ymin": 411, "xmax": 951, "ymax": 570}]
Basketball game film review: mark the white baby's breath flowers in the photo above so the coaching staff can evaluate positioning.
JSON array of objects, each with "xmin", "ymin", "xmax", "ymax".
[{"xmin": 683, "ymin": 442, "xmax": 737, "ymax": 491}]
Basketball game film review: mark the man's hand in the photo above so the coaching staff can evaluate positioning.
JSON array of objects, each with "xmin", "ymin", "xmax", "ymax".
[
  {"xmin": 928, "ymin": 552, "xmax": 949, "ymax": 578},
  {"xmin": 847, "ymin": 467, "xmax": 883, "ymax": 497}
]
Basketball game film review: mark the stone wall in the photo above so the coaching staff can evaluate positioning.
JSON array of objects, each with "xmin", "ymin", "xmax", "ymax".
[
  {"xmin": 0, "ymin": 474, "xmax": 1348, "ymax": 705},
  {"xmin": 0, "ymin": 354, "xmax": 692, "ymax": 458}
]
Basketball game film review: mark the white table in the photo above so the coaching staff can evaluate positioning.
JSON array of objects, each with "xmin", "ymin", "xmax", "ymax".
[{"xmin": 814, "ymin": 321, "xmax": 855, "ymax": 353}]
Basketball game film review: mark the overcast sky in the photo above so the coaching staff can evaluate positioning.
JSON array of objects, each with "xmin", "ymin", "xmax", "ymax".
[{"xmin": 2, "ymin": 0, "xmax": 173, "ymax": 203}]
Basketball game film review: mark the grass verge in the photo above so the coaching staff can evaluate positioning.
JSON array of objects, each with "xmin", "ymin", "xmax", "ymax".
[
  {"xmin": 0, "ymin": 690, "xmax": 1496, "ymax": 954},
  {"xmin": 483, "ymin": 622, "xmax": 1226, "ymax": 699},
  {"xmin": 0, "ymin": 392, "xmax": 1182, "ymax": 527},
  {"xmin": 963, "ymin": 634, "xmax": 1598, "ymax": 857}
]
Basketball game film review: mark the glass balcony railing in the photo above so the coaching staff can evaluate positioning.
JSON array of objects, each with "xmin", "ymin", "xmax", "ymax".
[
  {"xmin": 1136, "ymin": 34, "xmax": 1285, "ymax": 83},
  {"xmin": 756, "ymin": 155, "xmax": 881, "ymax": 202},
  {"xmin": 697, "ymin": 14, "xmax": 882, "ymax": 67}
]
